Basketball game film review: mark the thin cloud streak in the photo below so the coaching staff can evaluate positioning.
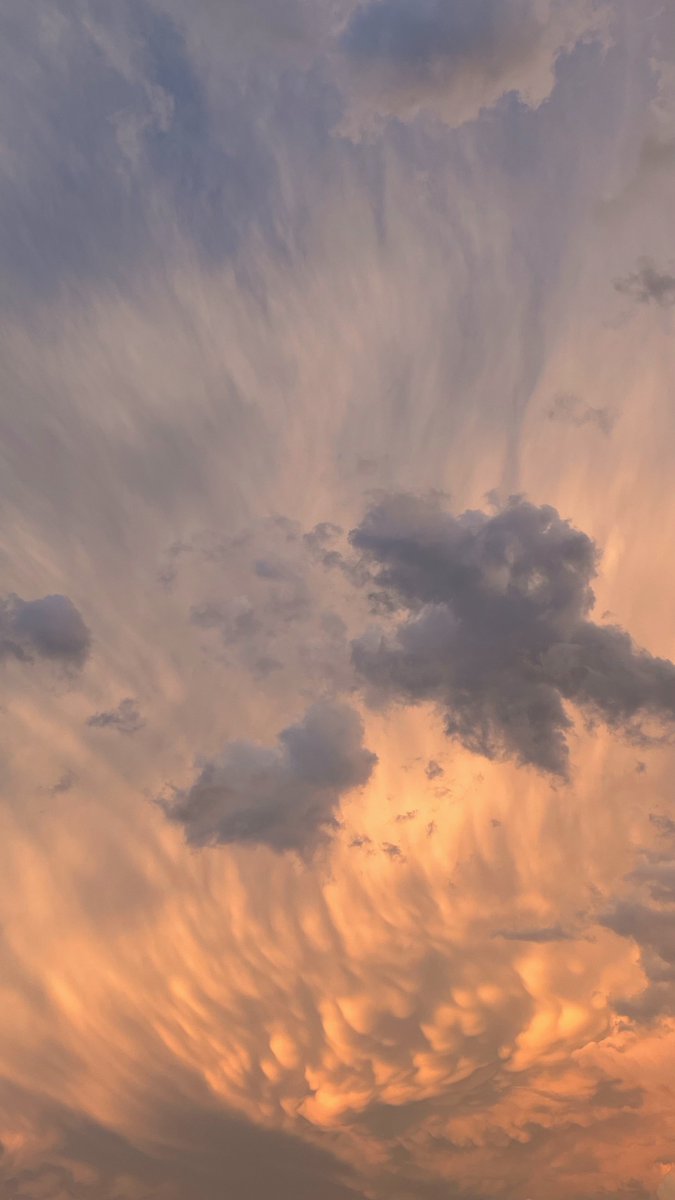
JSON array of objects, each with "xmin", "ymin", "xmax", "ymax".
[{"xmin": 1, "ymin": 1, "xmax": 675, "ymax": 1199}]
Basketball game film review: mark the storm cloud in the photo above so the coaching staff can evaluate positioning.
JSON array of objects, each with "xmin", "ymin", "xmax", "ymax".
[
  {"xmin": 162, "ymin": 701, "xmax": 377, "ymax": 851},
  {"xmin": 350, "ymin": 495, "xmax": 675, "ymax": 776}
]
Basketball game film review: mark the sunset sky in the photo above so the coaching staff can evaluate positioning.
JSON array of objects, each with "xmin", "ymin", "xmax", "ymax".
[{"xmin": 2, "ymin": 2, "xmax": 675, "ymax": 1198}]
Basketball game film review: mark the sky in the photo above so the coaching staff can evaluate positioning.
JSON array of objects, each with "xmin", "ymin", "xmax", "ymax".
[{"xmin": 1, "ymin": 1, "xmax": 675, "ymax": 1198}]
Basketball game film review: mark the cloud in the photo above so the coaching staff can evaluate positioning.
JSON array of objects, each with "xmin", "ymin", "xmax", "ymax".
[
  {"xmin": 0, "ymin": 0, "xmax": 322, "ymax": 310},
  {"xmin": 0, "ymin": 1086, "xmax": 364, "ymax": 1200},
  {"xmin": 659, "ymin": 1167, "xmax": 675, "ymax": 1200},
  {"xmin": 589, "ymin": 813, "xmax": 675, "ymax": 1019},
  {"xmin": 86, "ymin": 698, "xmax": 145, "ymax": 735},
  {"xmin": 176, "ymin": 519, "xmax": 357, "ymax": 697},
  {"xmin": 651, "ymin": 813, "xmax": 675, "ymax": 838},
  {"xmin": 547, "ymin": 393, "xmax": 614, "ymax": 435},
  {"xmin": 615, "ymin": 260, "xmax": 675, "ymax": 308},
  {"xmin": 0, "ymin": 593, "xmax": 91, "ymax": 668},
  {"xmin": 350, "ymin": 495, "xmax": 675, "ymax": 776},
  {"xmin": 600, "ymin": 898, "xmax": 675, "ymax": 1020},
  {"xmin": 339, "ymin": 0, "xmax": 609, "ymax": 129},
  {"xmin": 162, "ymin": 701, "xmax": 377, "ymax": 851},
  {"xmin": 494, "ymin": 924, "xmax": 575, "ymax": 942},
  {"xmin": 50, "ymin": 770, "xmax": 76, "ymax": 796},
  {"xmin": 2, "ymin": 3, "xmax": 675, "ymax": 1199}
]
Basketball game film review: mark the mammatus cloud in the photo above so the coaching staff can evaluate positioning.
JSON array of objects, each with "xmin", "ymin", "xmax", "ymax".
[
  {"xmin": 350, "ymin": 495, "xmax": 675, "ymax": 776},
  {"xmin": 615, "ymin": 260, "xmax": 675, "ymax": 307},
  {"xmin": 162, "ymin": 701, "xmax": 377, "ymax": 851},
  {"xmin": 0, "ymin": 721, "xmax": 663, "ymax": 1200},
  {"xmin": 2, "ymin": 1, "xmax": 675, "ymax": 1198},
  {"xmin": 87, "ymin": 698, "xmax": 145, "ymax": 735},
  {"xmin": 0, "ymin": 593, "xmax": 90, "ymax": 668},
  {"xmin": 339, "ymin": 0, "xmax": 609, "ymax": 129}
]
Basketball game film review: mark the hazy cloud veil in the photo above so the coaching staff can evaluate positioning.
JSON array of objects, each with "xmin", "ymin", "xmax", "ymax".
[{"xmin": 1, "ymin": 1, "xmax": 675, "ymax": 1199}]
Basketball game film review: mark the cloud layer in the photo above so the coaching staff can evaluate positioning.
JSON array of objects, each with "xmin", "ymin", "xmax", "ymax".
[{"xmin": 1, "ymin": 1, "xmax": 675, "ymax": 1198}]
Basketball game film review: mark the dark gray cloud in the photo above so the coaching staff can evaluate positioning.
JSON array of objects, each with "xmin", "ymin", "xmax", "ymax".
[
  {"xmin": 349, "ymin": 495, "xmax": 675, "ymax": 777},
  {"xmin": 425, "ymin": 759, "xmax": 443, "ymax": 780},
  {"xmin": 87, "ymin": 698, "xmax": 145, "ymax": 735},
  {"xmin": 547, "ymin": 393, "xmax": 614, "ymax": 435},
  {"xmin": 591, "ymin": 1078, "xmax": 644, "ymax": 1113},
  {"xmin": 0, "ymin": 1082, "xmax": 365, "ymax": 1200},
  {"xmin": 50, "ymin": 770, "xmax": 76, "ymax": 796},
  {"xmin": 162, "ymin": 701, "xmax": 377, "ymax": 852},
  {"xmin": 614, "ymin": 260, "xmax": 675, "ymax": 308},
  {"xmin": 601, "ymin": 895, "xmax": 675, "ymax": 1021},
  {"xmin": 0, "ymin": 593, "xmax": 91, "ymax": 668},
  {"xmin": 494, "ymin": 924, "xmax": 575, "ymax": 943},
  {"xmin": 598, "ymin": 807, "xmax": 675, "ymax": 1020},
  {"xmin": 350, "ymin": 834, "xmax": 373, "ymax": 848},
  {"xmin": 340, "ymin": 0, "xmax": 608, "ymax": 128},
  {"xmin": 650, "ymin": 813, "xmax": 675, "ymax": 838}
]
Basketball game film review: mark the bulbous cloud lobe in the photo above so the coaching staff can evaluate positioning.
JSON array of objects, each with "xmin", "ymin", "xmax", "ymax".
[
  {"xmin": 350, "ymin": 496, "xmax": 675, "ymax": 776},
  {"xmin": 163, "ymin": 700, "xmax": 377, "ymax": 851}
]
